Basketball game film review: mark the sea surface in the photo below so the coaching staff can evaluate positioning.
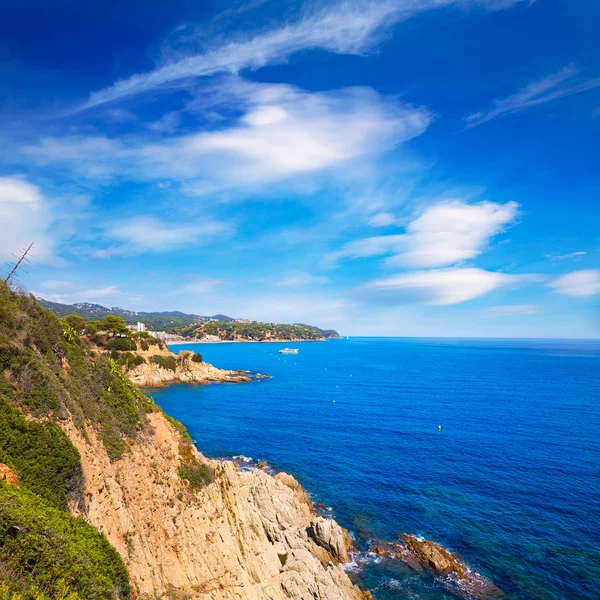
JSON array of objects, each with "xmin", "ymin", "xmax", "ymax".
[{"xmin": 152, "ymin": 338, "xmax": 600, "ymax": 600}]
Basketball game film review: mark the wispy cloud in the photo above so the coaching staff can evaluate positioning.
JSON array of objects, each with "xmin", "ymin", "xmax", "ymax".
[
  {"xmin": 361, "ymin": 267, "xmax": 531, "ymax": 305},
  {"xmin": 549, "ymin": 269, "xmax": 600, "ymax": 297},
  {"xmin": 486, "ymin": 304, "xmax": 539, "ymax": 317},
  {"xmin": 26, "ymin": 80, "xmax": 432, "ymax": 194},
  {"xmin": 465, "ymin": 64, "xmax": 600, "ymax": 128},
  {"xmin": 276, "ymin": 272, "xmax": 329, "ymax": 288},
  {"xmin": 80, "ymin": 0, "xmax": 531, "ymax": 110},
  {"xmin": 326, "ymin": 199, "xmax": 518, "ymax": 268},
  {"xmin": 546, "ymin": 250, "xmax": 586, "ymax": 261},
  {"xmin": 95, "ymin": 217, "xmax": 230, "ymax": 257},
  {"xmin": 367, "ymin": 212, "xmax": 398, "ymax": 227}
]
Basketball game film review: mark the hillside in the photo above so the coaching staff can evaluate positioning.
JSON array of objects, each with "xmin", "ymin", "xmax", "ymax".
[
  {"xmin": 39, "ymin": 298, "xmax": 340, "ymax": 339},
  {"xmin": 38, "ymin": 299, "xmax": 226, "ymax": 331},
  {"xmin": 0, "ymin": 283, "xmax": 366, "ymax": 600},
  {"xmin": 175, "ymin": 320, "xmax": 340, "ymax": 341}
]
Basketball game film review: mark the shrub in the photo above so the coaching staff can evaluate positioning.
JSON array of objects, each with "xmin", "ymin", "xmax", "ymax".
[
  {"xmin": 150, "ymin": 355, "xmax": 177, "ymax": 371},
  {"xmin": 179, "ymin": 461, "xmax": 215, "ymax": 491},
  {"xmin": 140, "ymin": 340, "xmax": 149, "ymax": 351},
  {"xmin": 107, "ymin": 338, "xmax": 136, "ymax": 352},
  {"xmin": 0, "ymin": 396, "xmax": 81, "ymax": 511},
  {"xmin": 65, "ymin": 314, "xmax": 87, "ymax": 333},
  {"xmin": 0, "ymin": 483, "xmax": 130, "ymax": 599},
  {"xmin": 191, "ymin": 353, "xmax": 203, "ymax": 363}
]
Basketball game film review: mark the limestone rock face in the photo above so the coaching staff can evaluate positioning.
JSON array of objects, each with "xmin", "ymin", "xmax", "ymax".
[
  {"xmin": 307, "ymin": 516, "xmax": 353, "ymax": 564},
  {"xmin": 0, "ymin": 463, "xmax": 19, "ymax": 487},
  {"xmin": 63, "ymin": 413, "xmax": 367, "ymax": 600},
  {"xmin": 403, "ymin": 534, "xmax": 465, "ymax": 576}
]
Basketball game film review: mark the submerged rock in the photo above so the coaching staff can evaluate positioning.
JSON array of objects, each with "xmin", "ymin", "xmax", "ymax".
[{"xmin": 369, "ymin": 535, "xmax": 503, "ymax": 599}]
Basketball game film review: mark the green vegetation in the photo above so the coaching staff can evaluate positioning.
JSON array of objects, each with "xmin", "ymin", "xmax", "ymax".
[
  {"xmin": 0, "ymin": 282, "xmax": 154, "ymax": 460},
  {"xmin": 0, "ymin": 396, "xmax": 80, "ymax": 511},
  {"xmin": 0, "ymin": 281, "xmax": 140, "ymax": 598},
  {"xmin": 176, "ymin": 320, "xmax": 337, "ymax": 341},
  {"xmin": 150, "ymin": 355, "xmax": 177, "ymax": 372},
  {"xmin": 191, "ymin": 353, "xmax": 203, "ymax": 363},
  {"xmin": 178, "ymin": 461, "xmax": 215, "ymax": 491},
  {"xmin": 64, "ymin": 314, "xmax": 87, "ymax": 333},
  {"xmin": 0, "ymin": 483, "xmax": 130, "ymax": 600},
  {"xmin": 38, "ymin": 299, "xmax": 203, "ymax": 332},
  {"xmin": 98, "ymin": 315, "xmax": 129, "ymax": 338},
  {"xmin": 106, "ymin": 338, "xmax": 136, "ymax": 352}
]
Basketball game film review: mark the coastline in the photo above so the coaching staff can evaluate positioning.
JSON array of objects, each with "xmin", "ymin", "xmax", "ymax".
[{"xmin": 167, "ymin": 337, "xmax": 333, "ymax": 345}]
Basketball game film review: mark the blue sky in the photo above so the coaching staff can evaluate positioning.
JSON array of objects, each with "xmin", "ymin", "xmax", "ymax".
[{"xmin": 1, "ymin": 0, "xmax": 599, "ymax": 336}]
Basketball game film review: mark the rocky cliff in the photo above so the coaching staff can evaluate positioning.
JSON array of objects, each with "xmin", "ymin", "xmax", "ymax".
[
  {"xmin": 0, "ymin": 283, "xmax": 368, "ymax": 599},
  {"xmin": 63, "ymin": 410, "xmax": 367, "ymax": 600},
  {"xmin": 126, "ymin": 349, "xmax": 252, "ymax": 387}
]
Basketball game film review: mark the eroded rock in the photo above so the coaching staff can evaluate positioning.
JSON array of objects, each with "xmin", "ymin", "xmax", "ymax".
[
  {"xmin": 0, "ymin": 463, "xmax": 19, "ymax": 487},
  {"xmin": 307, "ymin": 516, "xmax": 353, "ymax": 564}
]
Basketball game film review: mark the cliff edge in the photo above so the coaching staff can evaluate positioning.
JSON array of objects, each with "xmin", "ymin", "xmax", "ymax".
[
  {"xmin": 64, "ymin": 411, "xmax": 366, "ymax": 599},
  {"xmin": 0, "ymin": 283, "xmax": 368, "ymax": 599}
]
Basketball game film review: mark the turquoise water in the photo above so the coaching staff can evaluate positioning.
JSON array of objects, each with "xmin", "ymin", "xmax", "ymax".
[{"xmin": 152, "ymin": 338, "xmax": 600, "ymax": 599}]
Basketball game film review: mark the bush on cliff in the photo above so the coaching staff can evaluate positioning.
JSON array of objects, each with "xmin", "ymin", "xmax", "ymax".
[
  {"xmin": 150, "ymin": 355, "xmax": 177, "ymax": 371},
  {"xmin": 0, "ymin": 483, "xmax": 130, "ymax": 600},
  {"xmin": 179, "ymin": 460, "xmax": 215, "ymax": 491},
  {"xmin": 106, "ymin": 338, "xmax": 136, "ymax": 352},
  {"xmin": 0, "ymin": 395, "xmax": 81, "ymax": 511},
  {"xmin": 191, "ymin": 353, "xmax": 203, "ymax": 363}
]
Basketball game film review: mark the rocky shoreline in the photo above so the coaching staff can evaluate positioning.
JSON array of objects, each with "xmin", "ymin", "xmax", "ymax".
[
  {"xmin": 125, "ymin": 349, "xmax": 255, "ymax": 387},
  {"xmin": 60, "ymin": 409, "xmax": 371, "ymax": 600}
]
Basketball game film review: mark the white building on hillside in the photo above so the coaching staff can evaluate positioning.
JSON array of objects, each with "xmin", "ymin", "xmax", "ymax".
[{"xmin": 136, "ymin": 322, "xmax": 146, "ymax": 333}]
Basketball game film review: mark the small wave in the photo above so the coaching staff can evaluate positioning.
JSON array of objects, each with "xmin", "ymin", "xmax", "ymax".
[{"xmin": 232, "ymin": 455, "xmax": 253, "ymax": 462}]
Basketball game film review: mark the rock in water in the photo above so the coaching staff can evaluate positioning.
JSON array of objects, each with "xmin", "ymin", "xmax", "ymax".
[
  {"xmin": 0, "ymin": 463, "xmax": 19, "ymax": 487},
  {"xmin": 307, "ymin": 516, "xmax": 353, "ymax": 564},
  {"xmin": 403, "ymin": 534, "xmax": 465, "ymax": 576}
]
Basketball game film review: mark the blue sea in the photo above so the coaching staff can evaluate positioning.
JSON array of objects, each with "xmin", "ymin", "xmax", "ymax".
[{"xmin": 152, "ymin": 338, "xmax": 600, "ymax": 600}]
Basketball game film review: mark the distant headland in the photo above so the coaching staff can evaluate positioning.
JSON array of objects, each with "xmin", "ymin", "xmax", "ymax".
[{"xmin": 38, "ymin": 298, "xmax": 341, "ymax": 343}]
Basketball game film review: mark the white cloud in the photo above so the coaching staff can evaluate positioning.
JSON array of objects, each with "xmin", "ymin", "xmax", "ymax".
[
  {"xmin": 327, "ymin": 199, "xmax": 518, "ymax": 267},
  {"xmin": 363, "ymin": 267, "xmax": 522, "ymax": 305},
  {"xmin": 0, "ymin": 177, "xmax": 56, "ymax": 264},
  {"xmin": 277, "ymin": 272, "xmax": 329, "ymax": 287},
  {"xmin": 182, "ymin": 278, "xmax": 224, "ymax": 294},
  {"xmin": 486, "ymin": 304, "xmax": 539, "ymax": 317},
  {"xmin": 547, "ymin": 250, "xmax": 586, "ymax": 261},
  {"xmin": 95, "ymin": 217, "xmax": 230, "ymax": 256},
  {"xmin": 465, "ymin": 64, "xmax": 600, "ymax": 128},
  {"xmin": 40, "ymin": 280, "xmax": 77, "ymax": 291},
  {"xmin": 81, "ymin": 0, "xmax": 530, "ymax": 110},
  {"xmin": 549, "ymin": 269, "xmax": 600, "ymax": 297},
  {"xmin": 26, "ymin": 81, "xmax": 432, "ymax": 193},
  {"xmin": 367, "ymin": 212, "xmax": 397, "ymax": 227}
]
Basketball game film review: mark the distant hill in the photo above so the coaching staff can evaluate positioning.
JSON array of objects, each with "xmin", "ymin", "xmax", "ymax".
[
  {"xmin": 37, "ymin": 299, "xmax": 339, "ymax": 338},
  {"xmin": 38, "ymin": 299, "xmax": 232, "ymax": 331}
]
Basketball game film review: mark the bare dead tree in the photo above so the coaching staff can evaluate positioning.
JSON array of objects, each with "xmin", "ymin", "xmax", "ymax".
[{"xmin": 3, "ymin": 242, "xmax": 34, "ymax": 285}]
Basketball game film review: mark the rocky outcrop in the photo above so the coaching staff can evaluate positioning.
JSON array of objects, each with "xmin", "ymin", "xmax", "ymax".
[
  {"xmin": 307, "ymin": 517, "xmax": 353, "ymax": 564},
  {"xmin": 0, "ymin": 464, "xmax": 19, "ymax": 487},
  {"xmin": 62, "ymin": 411, "xmax": 368, "ymax": 600},
  {"xmin": 127, "ymin": 350, "xmax": 252, "ymax": 387},
  {"xmin": 403, "ymin": 534, "xmax": 465, "ymax": 576},
  {"xmin": 370, "ymin": 536, "xmax": 503, "ymax": 599}
]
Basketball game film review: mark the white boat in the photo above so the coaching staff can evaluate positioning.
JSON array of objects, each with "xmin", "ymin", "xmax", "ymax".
[{"xmin": 279, "ymin": 348, "xmax": 299, "ymax": 354}]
